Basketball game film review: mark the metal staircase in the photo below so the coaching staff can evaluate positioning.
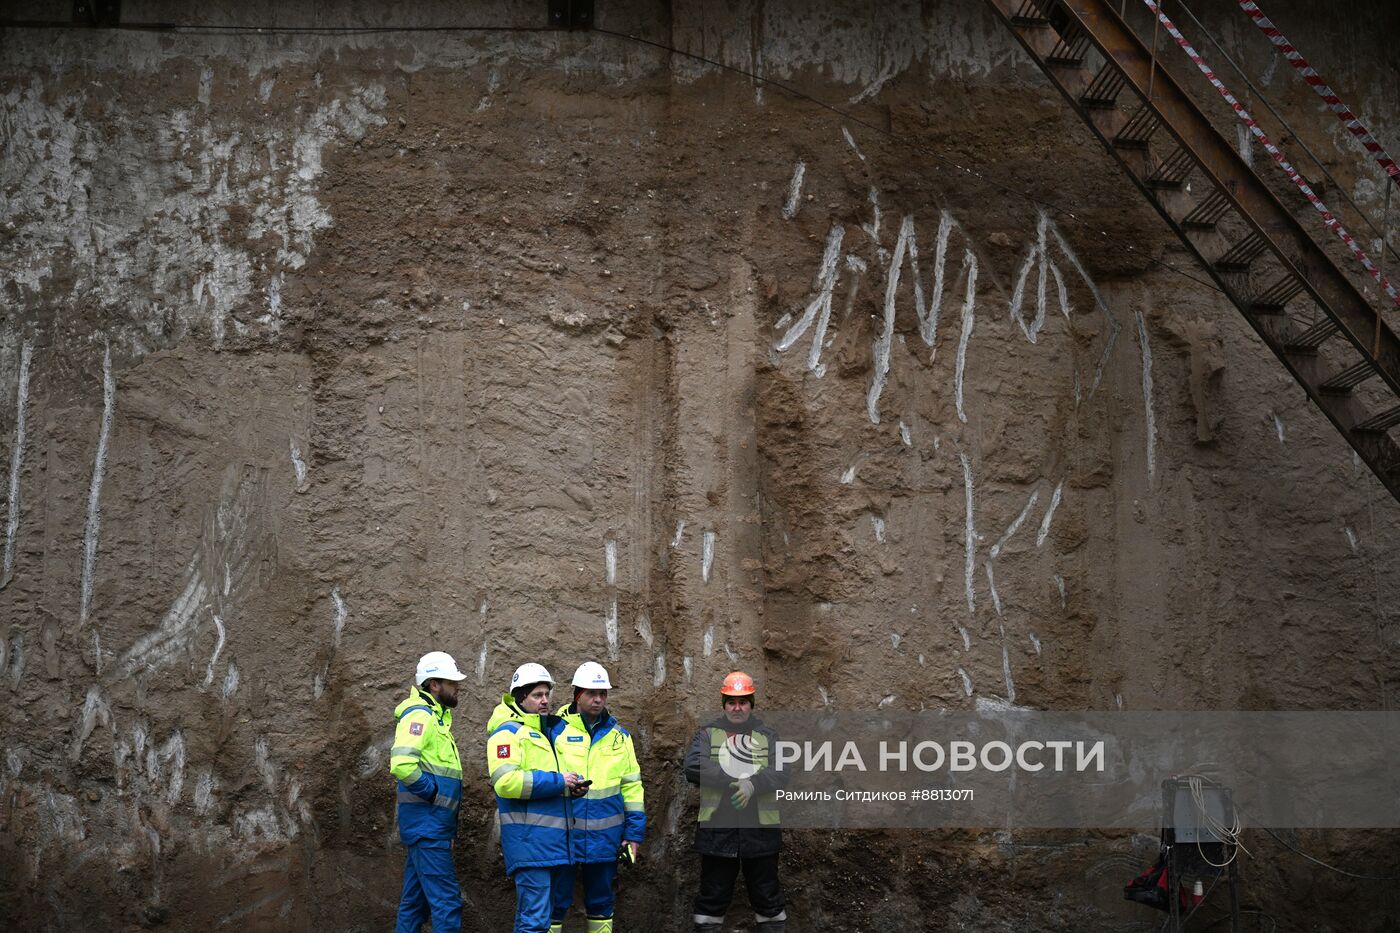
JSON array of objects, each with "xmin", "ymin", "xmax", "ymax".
[{"xmin": 984, "ymin": 0, "xmax": 1400, "ymax": 502}]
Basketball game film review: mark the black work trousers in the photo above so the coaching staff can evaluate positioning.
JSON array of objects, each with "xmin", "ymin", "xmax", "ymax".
[{"xmin": 693, "ymin": 853, "xmax": 784, "ymax": 923}]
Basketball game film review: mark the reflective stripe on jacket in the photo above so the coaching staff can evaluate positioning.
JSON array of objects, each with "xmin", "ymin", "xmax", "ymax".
[
  {"xmin": 390, "ymin": 687, "xmax": 464, "ymax": 845},
  {"xmin": 487, "ymin": 695, "xmax": 571, "ymax": 874},
  {"xmin": 553, "ymin": 703, "xmax": 645, "ymax": 863}
]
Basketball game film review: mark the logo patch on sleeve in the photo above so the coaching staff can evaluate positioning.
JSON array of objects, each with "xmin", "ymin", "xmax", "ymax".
[
  {"xmin": 496, "ymin": 744, "xmax": 511, "ymax": 759},
  {"xmin": 409, "ymin": 722, "xmax": 424, "ymax": 736}
]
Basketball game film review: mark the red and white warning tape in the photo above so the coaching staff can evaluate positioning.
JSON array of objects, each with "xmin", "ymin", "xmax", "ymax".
[
  {"xmin": 1140, "ymin": 0, "xmax": 1399, "ymax": 310},
  {"xmin": 1237, "ymin": 0, "xmax": 1400, "ymax": 189}
]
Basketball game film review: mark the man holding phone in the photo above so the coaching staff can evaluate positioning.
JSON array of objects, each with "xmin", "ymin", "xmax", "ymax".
[{"xmin": 549, "ymin": 662, "xmax": 646, "ymax": 933}]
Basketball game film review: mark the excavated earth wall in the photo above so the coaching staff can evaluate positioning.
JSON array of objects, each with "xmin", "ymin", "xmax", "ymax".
[{"xmin": 2, "ymin": 0, "xmax": 1398, "ymax": 929}]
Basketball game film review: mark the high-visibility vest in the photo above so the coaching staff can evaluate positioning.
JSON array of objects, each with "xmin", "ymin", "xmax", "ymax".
[
  {"xmin": 554, "ymin": 705, "xmax": 645, "ymax": 863},
  {"xmin": 486, "ymin": 695, "xmax": 572, "ymax": 873},
  {"xmin": 697, "ymin": 727, "xmax": 780, "ymax": 827},
  {"xmin": 389, "ymin": 687, "xmax": 464, "ymax": 845}
]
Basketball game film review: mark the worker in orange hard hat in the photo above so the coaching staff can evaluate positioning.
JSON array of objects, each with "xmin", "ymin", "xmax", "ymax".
[{"xmin": 683, "ymin": 672, "xmax": 787, "ymax": 933}]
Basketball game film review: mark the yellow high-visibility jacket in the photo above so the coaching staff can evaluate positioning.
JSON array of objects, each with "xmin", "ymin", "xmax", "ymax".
[{"xmin": 553, "ymin": 703, "xmax": 645, "ymax": 863}]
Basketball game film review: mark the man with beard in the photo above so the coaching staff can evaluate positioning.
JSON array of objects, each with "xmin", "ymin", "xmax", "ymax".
[
  {"xmin": 684, "ymin": 671, "xmax": 787, "ymax": 933},
  {"xmin": 390, "ymin": 651, "xmax": 469, "ymax": 932}
]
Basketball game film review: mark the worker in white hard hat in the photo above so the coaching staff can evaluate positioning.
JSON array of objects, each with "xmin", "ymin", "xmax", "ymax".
[
  {"xmin": 547, "ymin": 662, "xmax": 645, "ymax": 933},
  {"xmin": 487, "ymin": 662, "xmax": 586, "ymax": 933},
  {"xmin": 389, "ymin": 651, "xmax": 469, "ymax": 933}
]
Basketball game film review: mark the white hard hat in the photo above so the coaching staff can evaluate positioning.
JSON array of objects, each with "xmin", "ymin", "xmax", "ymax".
[
  {"xmin": 416, "ymin": 651, "xmax": 467, "ymax": 685},
  {"xmin": 571, "ymin": 661, "xmax": 613, "ymax": 690},
  {"xmin": 510, "ymin": 662, "xmax": 554, "ymax": 691}
]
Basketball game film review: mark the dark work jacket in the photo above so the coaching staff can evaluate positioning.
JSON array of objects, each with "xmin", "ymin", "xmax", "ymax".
[{"xmin": 683, "ymin": 714, "xmax": 786, "ymax": 858}]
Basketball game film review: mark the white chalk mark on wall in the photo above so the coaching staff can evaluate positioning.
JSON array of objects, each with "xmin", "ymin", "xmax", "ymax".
[
  {"xmin": 255, "ymin": 736, "xmax": 278, "ymax": 795},
  {"xmin": 194, "ymin": 771, "xmax": 217, "ymax": 815},
  {"xmin": 866, "ymin": 212, "xmax": 972, "ymax": 424},
  {"xmin": 605, "ymin": 539, "xmax": 618, "ymax": 586},
  {"xmin": 222, "ymin": 660, "xmax": 240, "ymax": 702},
  {"xmin": 959, "ymin": 626, "xmax": 971, "ymax": 651},
  {"xmin": 1000, "ymin": 624, "xmax": 1016, "ymax": 704},
  {"xmin": 289, "ymin": 436, "xmax": 309, "ymax": 492},
  {"xmin": 670, "ymin": 520, "xmax": 686, "ymax": 548},
  {"xmin": 1009, "ymin": 211, "xmax": 1120, "ymax": 395},
  {"xmin": 1344, "ymin": 527, "xmax": 1359, "ymax": 553},
  {"xmin": 774, "ymin": 224, "xmax": 845, "ymax": 376},
  {"xmin": 991, "ymin": 490, "xmax": 1039, "ymax": 563},
  {"xmin": 871, "ymin": 514, "xmax": 886, "ymax": 544},
  {"xmin": 161, "ymin": 731, "xmax": 187, "ymax": 804},
  {"xmin": 1048, "ymin": 218, "xmax": 1120, "ymax": 396},
  {"xmin": 954, "ymin": 249, "xmax": 978, "ymax": 424},
  {"xmin": 203, "ymin": 614, "xmax": 226, "ymax": 687},
  {"xmin": 1053, "ymin": 574, "xmax": 1067, "ymax": 609},
  {"xmin": 636, "ymin": 612, "xmax": 654, "ymax": 648},
  {"xmin": 1135, "ymin": 310, "xmax": 1156, "ymax": 482},
  {"xmin": 6, "ymin": 633, "xmax": 23, "ymax": 690},
  {"xmin": 605, "ymin": 600, "xmax": 619, "ymax": 662},
  {"xmin": 70, "ymin": 685, "xmax": 112, "ymax": 761},
  {"xmin": 79, "ymin": 345, "xmax": 115, "ymax": 629},
  {"xmin": 477, "ymin": 639, "xmax": 489, "ymax": 684},
  {"xmin": 701, "ymin": 530, "xmax": 716, "ymax": 583},
  {"xmin": 928, "ymin": 211, "xmax": 960, "ymax": 343},
  {"xmin": 264, "ymin": 272, "xmax": 283, "ymax": 332},
  {"xmin": 1009, "ymin": 212, "xmax": 1058, "ymax": 344},
  {"xmin": 1272, "ymin": 414, "xmax": 1285, "ymax": 443},
  {"xmin": 986, "ymin": 564, "xmax": 1003, "ymax": 617},
  {"xmin": 985, "ymin": 488, "xmax": 1039, "ymax": 617},
  {"xmin": 1037, "ymin": 481, "xmax": 1064, "ymax": 547},
  {"xmin": 683, "ymin": 656, "xmax": 693, "ymax": 683},
  {"xmin": 653, "ymin": 654, "xmax": 666, "ymax": 688},
  {"xmin": 781, "ymin": 161, "xmax": 806, "ymax": 220},
  {"xmin": 109, "ymin": 468, "xmax": 265, "ymax": 682},
  {"xmin": 841, "ymin": 126, "xmax": 865, "ymax": 161},
  {"xmin": 958, "ymin": 668, "xmax": 973, "ymax": 697},
  {"xmin": 703, "ymin": 625, "xmax": 714, "ymax": 658},
  {"xmin": 960, "ymin": 452, "xmax": 977, "ymax": 614},
  {"xmin": 861, "ymin": 187, "xmax": 883, "ymax": 244},
  {"xmin": 3, "ymin": 340, "xmax": 33, "ymax": 584},
  {"xmin": 898, "ymin": 421, "xmax": 912, "ymax": 447},
  {"xmin": 1029, "ymin": 632, "xmax": 1042, "ymax": 655},
  {"xmin": 332, "ymin": 587, "xmax": 347, "ymax": 649}
]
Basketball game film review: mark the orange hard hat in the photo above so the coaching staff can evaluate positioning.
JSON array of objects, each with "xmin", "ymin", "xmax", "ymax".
[{"xmin": 720, "ymin": 671, "xmax": 756, "ymax": 696}]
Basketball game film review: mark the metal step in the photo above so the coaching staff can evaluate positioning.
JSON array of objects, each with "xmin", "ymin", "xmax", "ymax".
[{"xmin": 986, "ymin": 0, "xmax": 1400, "ymax": 501}]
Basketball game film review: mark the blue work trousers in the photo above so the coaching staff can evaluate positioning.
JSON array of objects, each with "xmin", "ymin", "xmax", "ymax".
[
  {"xmin": 396, "ymin": 839, "xmax": 462, "ymax": 933},
  {"xmin": 551, "ymin": 861, "xmax": 618, "ymax": 923},
  {"xmin": 513, "ymin": 866, "xmax": 556, "ymax": 933}
]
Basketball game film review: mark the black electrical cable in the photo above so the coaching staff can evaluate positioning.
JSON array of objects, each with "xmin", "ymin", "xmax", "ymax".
[
  {"xmin": 1259, "ymin": 826, "xmax": 1400, "ymax": 882},
  {"xmin": 592, "ymin": 25, "xmax": 1227, "ymax": 296},
  {"xmin": 2, "ymin": 13, "xmax": 1227, "ymax": 295}
]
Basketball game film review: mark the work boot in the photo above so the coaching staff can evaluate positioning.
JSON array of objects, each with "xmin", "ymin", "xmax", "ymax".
[
  {"xmin": 586, "ymin": 919, "xmax": 614, "ymax": 933},
  {"xmin": 549, "ymin": 926, "xmax": 562, "ymax": 933},
  {"xmin": 755, "ymin": 911, "xmax": 787, "ymax": 933}
]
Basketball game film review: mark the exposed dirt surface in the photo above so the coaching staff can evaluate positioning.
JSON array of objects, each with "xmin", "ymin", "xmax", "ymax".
[{"xmin": 2, "ymin": 1, "xmax": 1399, "ymax": 929}]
